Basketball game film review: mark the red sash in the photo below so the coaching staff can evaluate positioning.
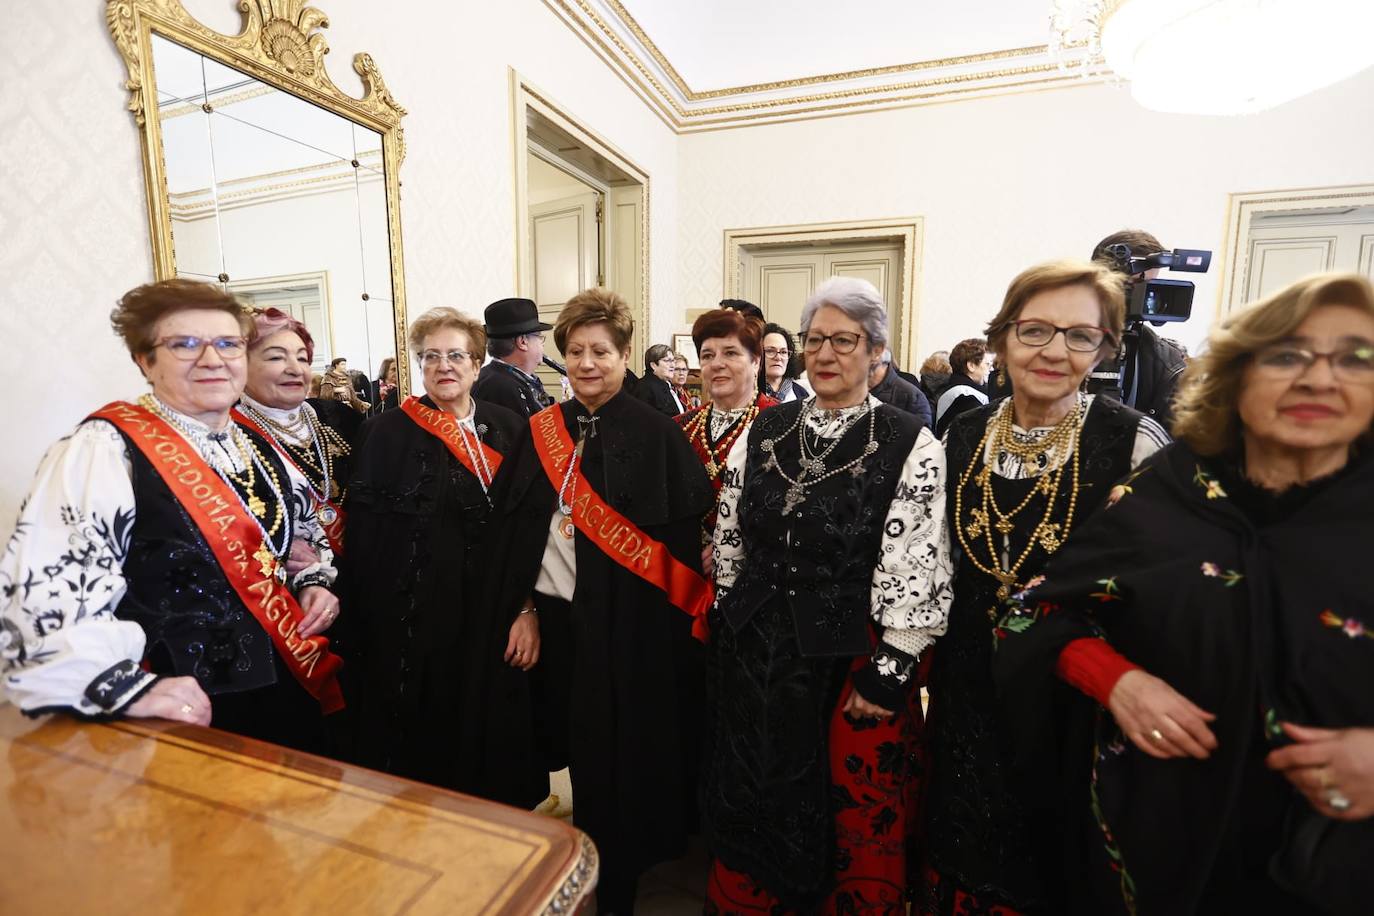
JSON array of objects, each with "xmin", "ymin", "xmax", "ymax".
[
  {"xmin": 530, "ymin": 403, "xmax": 712, "ymax": 641},
  {"xmin": 93, "ymin": 401, "xmax": 345, "ymax": 713},
  {"xmin": 230, "ymin": 407, "xmax": 345, "ymax": 555},
  {"xmin": 400, "ymin": 396, "xmax": 504, "ymax": 481}
]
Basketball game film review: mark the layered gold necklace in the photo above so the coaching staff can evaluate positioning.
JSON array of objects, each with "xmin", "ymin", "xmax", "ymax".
[{"xmin": 954, "ymin": 397, "xmax": 1085, "ymax": 617}]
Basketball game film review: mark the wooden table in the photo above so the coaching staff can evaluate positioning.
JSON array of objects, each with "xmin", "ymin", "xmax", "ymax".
[{"xmin": 0, "ymin": 705, "xmax": 595, "ymax": 914}]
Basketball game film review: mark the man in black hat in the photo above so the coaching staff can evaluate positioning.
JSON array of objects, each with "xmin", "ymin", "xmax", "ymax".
[{"xmin": 473, "ymin": 297, "xmax": 556, "ymax": 418}]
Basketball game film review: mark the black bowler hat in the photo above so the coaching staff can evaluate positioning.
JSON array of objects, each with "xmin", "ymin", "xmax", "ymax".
[{"xmin": 484, "ymin": 297, "xmax": 553, "ymax": 338}]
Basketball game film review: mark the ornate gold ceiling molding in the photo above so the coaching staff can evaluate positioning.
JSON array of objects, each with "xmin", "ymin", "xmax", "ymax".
[{"xmin": 546, "ymin": 0, "xmax": 1110, "ymax": 131}]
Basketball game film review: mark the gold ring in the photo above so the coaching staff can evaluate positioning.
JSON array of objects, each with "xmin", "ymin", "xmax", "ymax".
[
  {"xmin": 1149, "ymin": 728, "xmax": 1165, "ymax": 743},
  {"xmin": 180, "ymin": 704, "xmax": 195, "ymax": 715}
]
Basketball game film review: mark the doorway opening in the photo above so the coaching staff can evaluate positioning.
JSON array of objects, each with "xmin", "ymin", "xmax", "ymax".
[
  {"xmin": 723, "ymin": 218, "xmax": 924, "ymax": 369},
  {"xmin": 512, "ymin": 74, "xmax": 649, "ymax": 391}
]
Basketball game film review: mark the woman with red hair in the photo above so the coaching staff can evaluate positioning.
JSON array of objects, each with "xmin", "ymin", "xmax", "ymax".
[
  {"xmin": 673, "ymin": 308, "xmax": 777, "ymax": 544},
  {"xmin": 237, "ymin": 309, "xmax": 355, "ymax": 553}
]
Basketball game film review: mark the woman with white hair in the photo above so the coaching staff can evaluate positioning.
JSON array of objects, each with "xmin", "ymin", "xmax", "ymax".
[{"xmin": 703, "ymin": 276, "xmax": 954, "ymax": 911}]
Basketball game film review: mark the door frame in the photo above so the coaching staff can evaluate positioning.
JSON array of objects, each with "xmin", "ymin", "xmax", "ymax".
[
  {"xmin": 1218, "ymin": 183, "xmax": 1374, "ymax": 317},
  {"xmin": 724, "ymin": 217, "xmax": 924, "ymax": 366},
  {"xmin": 511, "ymin": 71, "xmax": 650, "ymax": 363}
]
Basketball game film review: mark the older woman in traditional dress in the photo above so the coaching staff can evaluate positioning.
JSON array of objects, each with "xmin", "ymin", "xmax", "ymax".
[
  {"xmin": 919, "ymin": 260, "xmax": 1169, "ymax": 915},
  {"xmin": 338, "ymin": 307, "xmax": 540, "ymax": 806},
  {"xmin": 237, "ymin": 308, "xmax": 352, "ymax": 556},
  {"xmin": 0, "ymin": 279, "xmax": 342, "ymax": 751},
  {"xmin": 674, "ymin": 308, "xmax": 777, "ymax": 543},
  {"xmin": 995, "ymin": 273, "xmax": 1374, "ymax": 915},
  {"xmin": 487, "ymin": 288, "xmax": 713, "ymax": 913},
  {"xmin": 703, "ymin": 276, "xmax": 954, "ymax": 912}
]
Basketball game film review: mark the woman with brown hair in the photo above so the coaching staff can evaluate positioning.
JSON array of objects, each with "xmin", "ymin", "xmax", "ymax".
[
  {"xmin": 920, "ymin": 260, "xmax": 1169, "ymax": 915},
  {"xmin": 0, "ymin": 279, "xmax": 342, "ymax": 751},
  {"xmin": 338, "ymin": 306, "xmax": 539, "ymax": 806},
  {"xmin": 487, "ymin": 288, "xmax": 713, "ymax": 913},
  {"xmin": 674, "ymin": 308, "xmax": 777, "ymax": 543},
  {"xmin": 995, "ymin": 273, "xmax": 1374, "ymax": 915}
]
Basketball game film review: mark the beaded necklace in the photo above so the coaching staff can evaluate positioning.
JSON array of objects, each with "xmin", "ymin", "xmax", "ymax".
[
  {"xmin": 142, "ymin": 395, "xmax": 291, "ymax": 579},
  {"xmin": 240, "ymin": 401, "xmax": 348, "ymax": 515},
  {"xmin": 682, "ymin": 396, "xmax": 761, "ymax": 481},
  {"xmin": 760, "ymin": 399, "xmax": 878, "ymax": 514},
  {"xmin": 953, "ymin": 397, "xmax": 1084, "ymax": 617}
]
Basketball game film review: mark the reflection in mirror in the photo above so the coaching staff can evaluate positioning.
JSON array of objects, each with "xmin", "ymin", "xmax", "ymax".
[{"xmin": 152, "ymin": 34, "xmax": 397, "ymax": 378}]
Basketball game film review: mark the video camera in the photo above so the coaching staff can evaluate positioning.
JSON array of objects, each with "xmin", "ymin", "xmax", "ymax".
[
  {"xmin": 1101, "ymin": 243, "xmax": 1212, "ymax": 325},
  {"xmin": 1087, "ymin": 243, "xmax": 1212, "ymax": 408}
]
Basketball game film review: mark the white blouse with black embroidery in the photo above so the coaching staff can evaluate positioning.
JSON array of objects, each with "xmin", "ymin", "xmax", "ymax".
[
  {"xmin": 0, "ymin": 401, "xmax": 337, "ymax": 717},
  {"xmin": 712, "ymin": 396, "xmax": 954, "ymax": 690}
]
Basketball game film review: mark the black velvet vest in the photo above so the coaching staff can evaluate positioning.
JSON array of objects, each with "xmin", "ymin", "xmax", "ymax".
[
  {"xmin": 722, "ymin": 400, "xmax": 920, "ymax": 657},
  {"xmin": 114, "ymin": 425, "xmax": 292, "ymax": 695}
]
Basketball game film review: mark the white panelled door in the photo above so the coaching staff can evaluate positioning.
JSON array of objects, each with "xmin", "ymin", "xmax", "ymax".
[
  {"xmin": 1244, "ymin": 209, "xmax": 1374, "ymax": 303},
  {"xmin": 742, "ymin": 242, "xmax": 904, "ymax": 359},
  {"xmin": 531, "ymin": 191, "xmax": 602, "ymax": 390}
]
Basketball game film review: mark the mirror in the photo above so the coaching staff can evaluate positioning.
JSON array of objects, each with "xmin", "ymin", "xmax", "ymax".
[{"xmin": 108, "ymin": 0, "xmax": 409, "ymax": 388}]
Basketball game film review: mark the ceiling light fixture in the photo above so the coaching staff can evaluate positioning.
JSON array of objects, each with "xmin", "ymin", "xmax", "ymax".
[{"xmin": 1052, "ymin": 0, "xmax": 1374, "ymax": 115}]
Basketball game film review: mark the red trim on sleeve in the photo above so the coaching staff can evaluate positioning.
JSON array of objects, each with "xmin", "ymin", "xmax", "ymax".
[{"xmin": 1055, "ymin": 638, "xmax": 1140, "ymax": 706}]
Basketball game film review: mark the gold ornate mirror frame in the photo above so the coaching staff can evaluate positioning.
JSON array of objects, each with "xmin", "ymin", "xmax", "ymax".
[{"xmin": 106, "ymin": 0, "xmax": 411, "ymax": 389}]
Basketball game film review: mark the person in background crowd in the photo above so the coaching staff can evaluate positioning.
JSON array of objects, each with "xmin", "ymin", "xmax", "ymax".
[
  {"xmin": 320, "ymin": 357, "xmax": 369, "ymax": 414},
  {"xmin": 720, "ymin": 298, "xmax": 765, "ymax": 322},
  {"xmin": 673, "ymin": 308, "xmax": 777, "ymax": 543},
  {"xmin": 870, "ymin": 346, "xmax": 933, "ymax": 430},
  {"xmin": 238, "ymin": 308, "xmax": 354, "ymax": 557},
  {"xmin": 703, "ymin": 276, "xmax": 953, "ymax": 912},
  {"xmin": 672, "ymin": 353, "xmax": 698, "ymax": 410},
  {"xmin": 371, "ymin": 356, "xmax": 399, "ymax": 415},
  {"xmin": 338, "ymin": 307, "xmax": 540, "ymax": 806},
  {"xmin": 920, "ymin": 260, "xmax": 1168, "ymax": 915},
  {"xmin": 920, "ymin": 350, "xmax": 952, "ymax": 404},
  {"xmin": 0, "ymin": 279, "xmax": 342, "ymax": 752},
  {"xmin": 487, "ymin": 288, "xmax": 714, "ymax": 914},
  {"xmin": 760, "ymin": 322, "xmax": 810, "ymax": 403},
  {"xmin": 1092, "ymin": 229, "xmax": 1190, "ymax": 426},
  {"xmin": 635, "ymin": 342, "xmax": 685, "ymax": 416},
  {"xmin": 995, "ymin": 272, "xmax": 1374, "ymax": 915},
  {"xmin": 309, "ymin": 371, "xmax": 323, "ymax": 398},
  {"xmin": 474, "ymin": 297, "xmax": 556, "ymax": 418},
  {"xmin": 934, "ymin": 337, "xmax": 995, "ymax": 438}
]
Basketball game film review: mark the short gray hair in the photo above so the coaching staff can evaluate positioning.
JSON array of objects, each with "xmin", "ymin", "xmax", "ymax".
[{"xmin": 799, "ymin": 277, "xmax": 888, "ymax": 349}]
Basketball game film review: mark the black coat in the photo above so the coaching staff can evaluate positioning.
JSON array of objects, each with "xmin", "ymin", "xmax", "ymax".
[
  {"xmin": 995, "ymin": 443, "xmax": 1374, "ymax": 915},
  {"xmin": 633, "ymin": 373, "xmax": 685, "ymax": 417},
  {"xmin": 870, "ymin": 363, "xmax": 932, "ymax": 430},
  {"xmin": 1129, "ymin": 324, "xmax": 1188, "ymax": 427},
  {"xmin": 472, "ymin": 359, "xmax": 553, "ymax": 418},
  {"xmin": 484, "ymin": 389, "xmax": 714, "ymax": 883},
  {"xmin": 335, "ymin": 396, "xmax": 544, "ymax": 807},
  {"xmin": 933, "ymin": 371, "xmax": 990, "ymax": 438}
]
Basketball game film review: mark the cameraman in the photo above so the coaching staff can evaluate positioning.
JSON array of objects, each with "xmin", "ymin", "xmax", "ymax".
[{"xmin": 1091, "ymin": 229, "xmax": 1189, "ymax": 426}]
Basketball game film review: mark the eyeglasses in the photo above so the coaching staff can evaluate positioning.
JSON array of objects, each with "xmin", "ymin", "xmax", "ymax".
[
  {"xmin": 762, "ymin": 347, "xmax": 790, "ymax": 358},
  {"xmin": 1009, "ymin": 320, "xmax": 1111, "ymax": 353},
  {"xmin": 801, "ymin": 331, "xmax": 865, "ymax": 355},
  {"xmin": 1252, "ymin": 344, "xmax": 1374, "ymax": 383},
  {"xmin": 524, "ymin": 332, "xmax": 546, "ymax": 343},
  {"xmin": 419, "ymin": 349, "xmax": 474, "ymax": 367},
  {"xmin": 152, "ymin": 335, "xmax": 248, "ymax": 361}
]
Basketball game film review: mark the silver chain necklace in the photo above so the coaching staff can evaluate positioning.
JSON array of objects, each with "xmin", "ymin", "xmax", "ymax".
[{"xmin": 761, "ymin": 400, "xmax": 879, "ymax": 513}]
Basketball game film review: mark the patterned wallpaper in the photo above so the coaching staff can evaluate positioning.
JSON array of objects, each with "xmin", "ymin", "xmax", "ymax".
[{"xmin": 0, "ymin": 0, "xmax": 680, "ymax": 529}]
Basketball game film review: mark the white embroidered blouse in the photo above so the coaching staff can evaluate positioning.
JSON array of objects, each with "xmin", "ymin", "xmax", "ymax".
[
  {"xmin": 712, "ymin": 395, "xmax": 955, "ymax": 668},
  {"xmin": 0, "ymin": 399, "xmax": 337, "ymax": 716}
]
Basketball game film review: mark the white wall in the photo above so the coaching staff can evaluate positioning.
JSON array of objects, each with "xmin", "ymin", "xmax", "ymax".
[
  {"xmin": 676, "ymin": 70, "xmax": 1374, "ymax": 366},
  {"xmin": 0, "ymin": 0, "xmax": 679, "ymax": 528}
]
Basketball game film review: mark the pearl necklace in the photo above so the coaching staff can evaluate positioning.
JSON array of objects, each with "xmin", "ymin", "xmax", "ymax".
[
  {"xmin": 142, "ymin": 395, "xmax": 291, "ymax": 578},
  {"xmin": 239, "ymin": 400, "xmax": 342, "ymax": 516}
]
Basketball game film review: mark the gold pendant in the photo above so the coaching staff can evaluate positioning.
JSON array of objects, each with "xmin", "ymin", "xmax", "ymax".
[
  {"xmin": 253, "ymin": 543, "xmax": 277, "ymax": 579},
  {"xmin": 559, "ymin": 515, "xmax": 576, "ymax": 539},
  {"xmin": 994, "ymin": 517, "xmax": 1014, "ymax": 536},
  {"xmin": 247, "ymin": 494, "xmax": 267, "ymax": 518},
  {"xmin": 1037, "ymin": 523, "xmax": 1062, "ymax": 553},
  {"xmin": 967, "ymin": 507, "xmax": 988, "ymax": 538}
]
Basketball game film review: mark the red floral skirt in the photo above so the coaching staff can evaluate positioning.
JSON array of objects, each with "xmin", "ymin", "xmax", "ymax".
[{"xmin": 705, "ymin": 658, "xmax": 924, "ymax": 914}]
